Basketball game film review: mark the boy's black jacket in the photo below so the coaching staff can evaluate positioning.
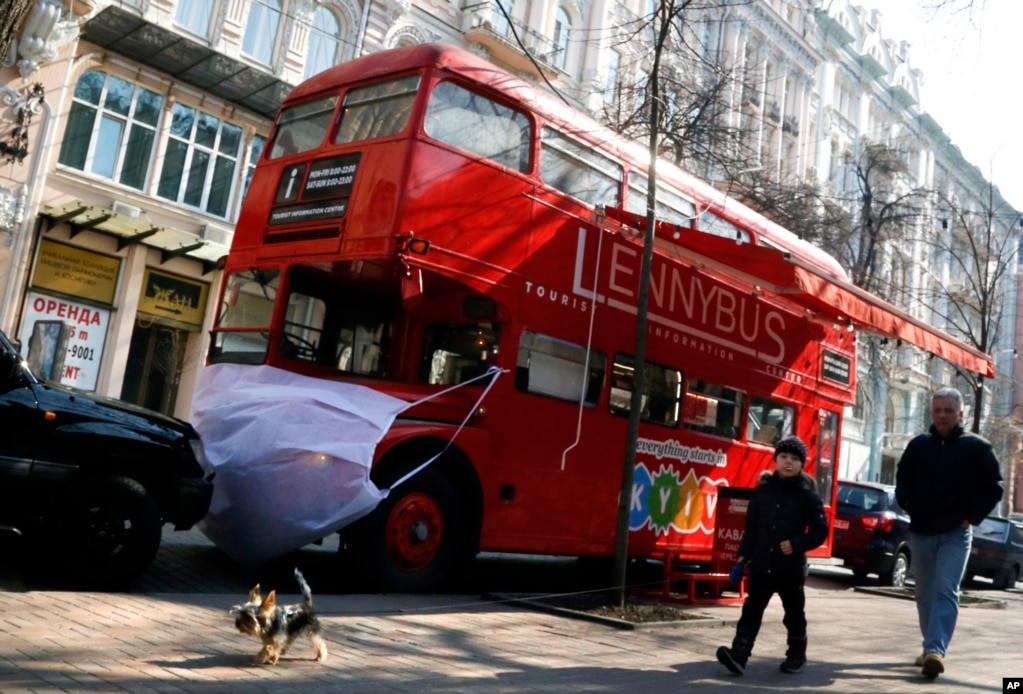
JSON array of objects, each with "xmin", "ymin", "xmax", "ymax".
[{"xmin": 737, "ymin": 471, "xmax": 828, "ymax": 577}]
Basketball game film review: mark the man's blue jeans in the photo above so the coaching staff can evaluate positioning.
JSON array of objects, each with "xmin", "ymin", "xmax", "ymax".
[{"xmin": 910, "ymin": 526, "xmax": 972, "ymax": 657}]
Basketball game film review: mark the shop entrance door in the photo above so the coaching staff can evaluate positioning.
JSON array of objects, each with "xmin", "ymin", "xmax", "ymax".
[{"xmin": 121, "ymin": 319, "xmax": 187, "ymax": 416}]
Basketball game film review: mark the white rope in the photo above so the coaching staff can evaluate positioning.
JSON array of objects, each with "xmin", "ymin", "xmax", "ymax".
[{"xmin": 384, "ymin": 366, "xmax": 507, "ymax": 493}]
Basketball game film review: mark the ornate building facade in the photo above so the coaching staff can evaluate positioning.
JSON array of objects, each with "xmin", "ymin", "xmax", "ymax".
[{"xmin": 0, "ymin": 0, "xmax": 1018, "ymax": 511}]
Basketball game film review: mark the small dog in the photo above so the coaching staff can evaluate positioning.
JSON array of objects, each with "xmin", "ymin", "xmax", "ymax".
[{"xmin": 230, "ymin": 567, "xmax": 328, "ymax": 665}]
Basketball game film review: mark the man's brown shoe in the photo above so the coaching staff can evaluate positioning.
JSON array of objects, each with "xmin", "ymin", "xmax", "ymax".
[{"xmin": 922, "ymin": 652, "xmax": 944, "ymax": 679}]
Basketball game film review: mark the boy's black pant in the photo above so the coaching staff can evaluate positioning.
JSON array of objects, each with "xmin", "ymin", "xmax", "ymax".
[{"xmin": 736, "ymin": 570, "xmax": 807, "ymax": 639}]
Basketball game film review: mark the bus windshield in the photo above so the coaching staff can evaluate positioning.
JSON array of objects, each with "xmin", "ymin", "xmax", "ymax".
[
  {"xmin": 334, "ymin": 75, "xmax": 420, "ymax": 144},
  {"xmin": 209, "ymin": 269, "xmax": 279, "ymax": 364},
  {"xmin": 269, "ymin": 96, "xmax": 337, "ymax": 159}
]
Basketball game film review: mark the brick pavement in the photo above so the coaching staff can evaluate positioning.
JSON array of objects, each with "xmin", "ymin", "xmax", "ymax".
[{"xmin": 1, "ymin": 529, "xmax": 1020, "ymax": 692}]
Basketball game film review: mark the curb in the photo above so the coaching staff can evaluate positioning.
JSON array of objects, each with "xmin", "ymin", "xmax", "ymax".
[{"xmin": 487, "ymin": 592, "xmax": 738, "ymax": 630}]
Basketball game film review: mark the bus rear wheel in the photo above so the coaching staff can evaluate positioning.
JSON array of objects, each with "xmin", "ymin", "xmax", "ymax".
[{"xmin": 349, "ymin": 466, "xmax": 463, "ymax": 592}]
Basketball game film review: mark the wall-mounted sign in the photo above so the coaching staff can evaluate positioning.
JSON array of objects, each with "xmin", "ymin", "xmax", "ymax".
[
  {"xmin": 32, "ymin": 239, "xmax": 120, "ymax": 304},
  {"xmin": 19, "ymin": 291, "xmax": 110, "ymax": 391},
  {"xmin": 137, "ymin": 268, "xmax": 209, "ymax": 329},
  {"xmin": 821, "ymin": 350, "xmax": 851, "ymax": 386}
]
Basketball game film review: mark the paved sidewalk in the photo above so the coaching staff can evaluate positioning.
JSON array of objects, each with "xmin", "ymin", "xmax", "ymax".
[{"xmin": 1, "ymin": 578, "xmax": 1020, "ymax": 692}]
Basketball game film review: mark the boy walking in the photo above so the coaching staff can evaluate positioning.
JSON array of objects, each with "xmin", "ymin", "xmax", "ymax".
[{"xmin": 716, "ymin": 436, "xmax": 828, "ymax": 675}]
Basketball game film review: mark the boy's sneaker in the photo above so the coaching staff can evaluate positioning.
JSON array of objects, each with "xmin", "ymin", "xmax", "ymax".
[
  {"xmin": 779, "ymin": 655, "xmax": 806, "ymax": 673},
  {"xmin": 716, "ymin": 646, "xmax": 746, "ymax": 675},
  {"xmin": 921, "ymin": 652, "xmax": 944, "ymax": 679}
]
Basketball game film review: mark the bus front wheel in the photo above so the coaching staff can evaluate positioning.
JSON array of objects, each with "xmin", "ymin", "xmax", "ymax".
[{"xmin": 349, "ymin": 466, "xmax": 463, "ymax": 592}]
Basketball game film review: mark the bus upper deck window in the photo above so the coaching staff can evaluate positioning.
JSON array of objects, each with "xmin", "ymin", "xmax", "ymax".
[
  {"xmin": 540, "ymin": 128, "xmax": 623, "ymax": 207},
  {"xmin": 334, "ymin": 75, "xmax": 420, "ymax": 144},
  {"xmin": 269, "ymin": 96, "xmax": 338, "ymax": 159},
  {"xmin": 424, "ymin": 81, "xmax": 531, "ymax": 173}
]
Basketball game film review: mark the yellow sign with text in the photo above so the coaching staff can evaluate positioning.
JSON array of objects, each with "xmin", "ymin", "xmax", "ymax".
[
  {"xmin": 138, "ymin": 268, "xmax": 209, "ymax": 329},
  {"xmin": 32, "ymin": 239, "xmax": 120, "ymax": 304}
]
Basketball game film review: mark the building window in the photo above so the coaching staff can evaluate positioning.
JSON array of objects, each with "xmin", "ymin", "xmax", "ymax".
[
  {"xmin": 304, "ymin": 7, "xmax": 342, "ymax": 79},
  {"xmin": 605, "ymin": 50, "xmax": 620, "ymax": 103},
  {"xmin": 304, "ymin": 6, "xmax": 345, "ymax": 78},
  {"xmin": 552, "ymin": 7, "xmax": 570, "ymax": 70},
  {"xmin": 241, "ymin": 134, "xmax": 266, "ymax": 202},
  {"xmin": 176, "ymin": 0, "xmax": 216, "ymax": 37},
  {"xmin": 243, "ymin": 0, "xmax": 282, "ymax": 66},
  {"xmin": 58, "ymin": 70, "xmax": 163, "ymax": 191},
  {"xmin": 490, "ymin": 0, "xmax": 510, "ymax": 36},
  {"xmin": 157, "ymin": 103, "xmax": 243, "ymax": 218}
]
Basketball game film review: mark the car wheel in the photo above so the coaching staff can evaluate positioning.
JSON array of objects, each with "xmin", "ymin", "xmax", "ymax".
[
  {"xmin": 48, "ymin": 476, "xmax": 163, "ymax": 588},
  {"xmin": 348, "ymin": 466, "xmax": 465, "ymax": 593},
  {"xmin": 879, "ymin": 551, "xmax": 909, "ymax": 587},
  {"xmin": 997, "ymin": 565, "xmax": 1019, "ymax": 590}
]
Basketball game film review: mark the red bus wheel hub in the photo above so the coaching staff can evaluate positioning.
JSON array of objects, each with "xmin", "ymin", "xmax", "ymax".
[{"xmin": 384, "ymin": 491, "xmax": 444, "ymax": 571}]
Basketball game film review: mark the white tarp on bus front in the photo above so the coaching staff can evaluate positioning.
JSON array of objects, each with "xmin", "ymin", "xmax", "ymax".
[{"xmin": 190, "ymin": 363, "xmax": 407, "ymax": 567}]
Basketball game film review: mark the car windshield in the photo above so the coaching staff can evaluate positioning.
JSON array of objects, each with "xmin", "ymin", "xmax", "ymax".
[{"xmin": 837, "ymin": 485, "xmax": 889, "ymax": 512}]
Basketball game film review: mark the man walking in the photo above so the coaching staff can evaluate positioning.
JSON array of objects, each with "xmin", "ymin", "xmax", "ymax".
[{"xmin": 895, "ymin": 387, "xmax": 1003, "ymax": 680}]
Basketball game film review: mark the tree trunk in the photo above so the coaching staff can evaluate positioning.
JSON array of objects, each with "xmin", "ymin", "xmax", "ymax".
[{"xmin": 0, "ymin": 0, "xmax": 33, "ymax": 68}]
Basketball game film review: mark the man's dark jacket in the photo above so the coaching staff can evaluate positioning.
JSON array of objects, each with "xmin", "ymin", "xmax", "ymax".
[
  {"xmin": 737, "ymin": 471, "xmax": 828, "ymax": 577},
  {"xmin": 895, "ymin": 423, "xmax": 1003, "ymax": 534}
]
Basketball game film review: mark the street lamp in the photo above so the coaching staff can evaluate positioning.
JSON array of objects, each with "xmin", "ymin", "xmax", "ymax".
[{"xmin": 0, "ymin": 83, "xmax": 45, "ymax": 166}]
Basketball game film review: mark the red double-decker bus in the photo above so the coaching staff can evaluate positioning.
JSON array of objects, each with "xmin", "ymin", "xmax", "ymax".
[{"xmin": 201, "ymin": 42, "xmax": 990, "ymax": 591}]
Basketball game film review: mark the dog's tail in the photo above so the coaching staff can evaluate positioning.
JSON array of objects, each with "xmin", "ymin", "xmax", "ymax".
[{"xmin": 294, "ymin": 567, "xmax": 314, "ymax": 608}]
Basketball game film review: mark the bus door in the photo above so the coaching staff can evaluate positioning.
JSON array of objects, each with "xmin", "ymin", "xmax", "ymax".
[{"xmin": 812, "ymin": 407, "xmax": 841, "ymax": 554}]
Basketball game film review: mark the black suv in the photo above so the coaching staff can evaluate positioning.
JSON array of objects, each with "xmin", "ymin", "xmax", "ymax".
[
  {"xmin": 832, "ymin": 480, "xmax": 912, "ymax": 587},
  {"xmin": 0, "ymin": 328, "xmax": 214, "ymax": 588}
]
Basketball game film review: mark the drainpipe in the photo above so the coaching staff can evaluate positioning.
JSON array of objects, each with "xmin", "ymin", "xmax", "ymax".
[{"xmin": 0, "ymin": 86, "xmax": 51, "ymax": 335}]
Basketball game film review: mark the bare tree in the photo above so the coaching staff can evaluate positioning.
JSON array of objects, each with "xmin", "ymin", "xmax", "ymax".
[
  {"xmin": 732, "ymin": 171, "xmax": 853, "ymax": 246},
  {"xmin": 603, "ymin": 0, "xmax": 760, "ymax": 608},
  {"xmin": 599, "ymin": 0, "xmax": 758, "ymax": 179},
  {"xmin": 0, "ymin": 0, "xmax": 32, "ymax": 67},
  {"xmin": 923, "ymin": 185, "xmax": 1017, "ymax": 434}
]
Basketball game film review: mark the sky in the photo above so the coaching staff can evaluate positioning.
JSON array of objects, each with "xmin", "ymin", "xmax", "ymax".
[{"xmin": 876, "ymin": 0, "xmax": 1023, "ymax": 213}]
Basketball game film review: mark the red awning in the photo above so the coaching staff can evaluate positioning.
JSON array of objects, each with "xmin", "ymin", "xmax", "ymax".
[{"xmin": 602, "ymin": 207, "xmax": 994, "ymax": 378}]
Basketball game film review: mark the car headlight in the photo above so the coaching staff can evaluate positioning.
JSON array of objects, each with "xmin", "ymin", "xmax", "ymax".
[{"xmin": 189, "ymin": 437, "xmax": 216, "ymax": 478}]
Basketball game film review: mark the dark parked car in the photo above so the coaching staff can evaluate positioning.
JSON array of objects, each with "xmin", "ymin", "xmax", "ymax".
[
  {"xmin": 0, "ymin": 328, "xmax": 214, "ymax": 588},
  {"xmin": 832, "ymin": 480, "xmax": 911, "ymax": 587},
  {"xmin": 964, "ymin": 516, "xmax": 1023, "ymax": 590}
]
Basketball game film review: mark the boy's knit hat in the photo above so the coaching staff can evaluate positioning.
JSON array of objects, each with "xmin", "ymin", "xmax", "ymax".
[{"xmin": 774, "ymin": 436, "xmax": 807, "ymax": 465}]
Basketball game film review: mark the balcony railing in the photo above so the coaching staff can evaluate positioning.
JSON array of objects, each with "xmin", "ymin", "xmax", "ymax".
[{"xmin": 466, "ymin": 14, "xmax": 563, "ymax": 79}]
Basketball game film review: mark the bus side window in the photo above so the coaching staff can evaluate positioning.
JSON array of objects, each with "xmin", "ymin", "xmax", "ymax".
[
  {"xmin": 424, "ymin": 81, "xmax": 532, "ymax": 173},
  {"xmin": 420, "ymin": 323, "xmax": 501, "ymax": 385},
  {"xmin": 683, "ymin": 380, "xmax": 745, "ymax": 439},
  {"xmin": 608, "ymin": 355, "xmax": 681, "ymax": 426},
  {"xmin": 539, "ymin": 128, "xmax": 622, "ymax": 207},
  {"xmin": 748, "ymin": 396, "xmax": 794, "ymax": 445},
  {"xmin": 515, "ymin": 330, "xmax": 604, "ymax": 404}
]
